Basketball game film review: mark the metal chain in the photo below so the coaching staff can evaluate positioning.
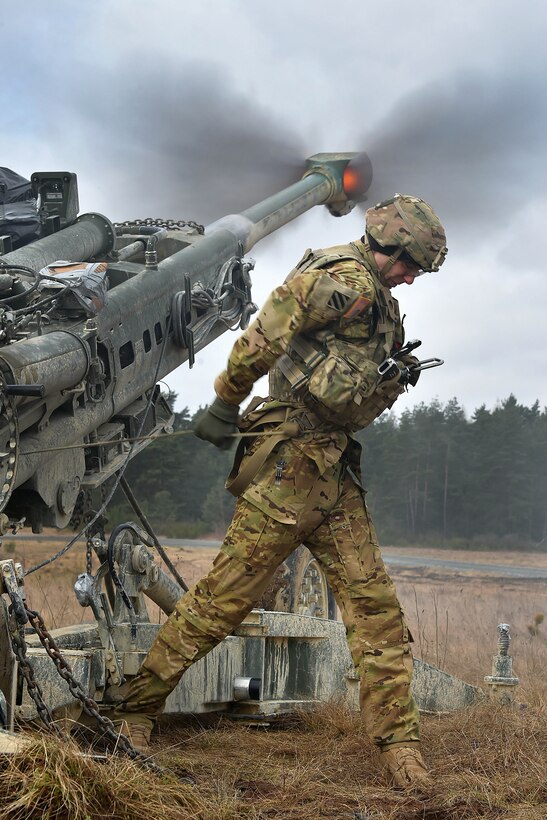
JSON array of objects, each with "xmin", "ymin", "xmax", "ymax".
[
  {"xmin": 114, "ymin": 218, "xmax": 205, "ymax": 235},
  {"xmin": 22, "ymin": 606, "xmax": 169, "ymax": 777},
  {"xmin": 85, "ymin": 483, "xmax": 107, "ymax": 574},
  {"xmin": 85, "ymin": 535, "xmax": 93, "ymax": 576},
  {"xmin": 9, "ymin": 624, "xmax": 62, "ymax": 735},
  {"xmin": 69, "ymin": 489, "xmax": 90, "ymax": 531},
  {"xmin": 100, "ymin": 481, "xmax": 108, "ymax": 515},
  {"xmin": 71, "ymin": 483, "xmax": 107, "ymax": 536}
]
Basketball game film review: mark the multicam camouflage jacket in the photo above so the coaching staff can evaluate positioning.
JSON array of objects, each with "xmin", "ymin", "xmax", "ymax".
[{"xmin": 214, "ymin": 240, "xmax": 409, "ymax": 495}]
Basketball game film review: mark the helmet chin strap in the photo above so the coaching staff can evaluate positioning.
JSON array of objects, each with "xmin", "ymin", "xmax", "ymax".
[
  {"xmin": 362, "ymin": 239, "xmax": 405, "ymax": 285},
  {"xmin": 378, "ymin": 246, "xmax": 404, "ymax": 282}
]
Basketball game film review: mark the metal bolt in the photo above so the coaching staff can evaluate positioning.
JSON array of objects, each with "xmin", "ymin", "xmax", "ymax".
[
  {"xmin": 131, "ymin": 544, "xmax": 150, "ymax": 573},
  {"xmin": 145, "ymin": 248, "xmax": 158, "ymax": 267}
]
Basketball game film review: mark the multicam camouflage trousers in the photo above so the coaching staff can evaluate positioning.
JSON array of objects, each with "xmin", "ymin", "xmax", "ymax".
[{"xmin": 115, "ymin": 442, "xmax": 420, "ymax": 749}]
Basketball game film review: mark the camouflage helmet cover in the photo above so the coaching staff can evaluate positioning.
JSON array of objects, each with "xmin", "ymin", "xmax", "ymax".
[{"xmin": 365, "ymin": 194, "xmax": 448, "ymax": 272}]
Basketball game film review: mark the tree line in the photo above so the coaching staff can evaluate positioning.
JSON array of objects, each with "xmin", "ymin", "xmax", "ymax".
[
  {"xmin": 357, "ymin": 396, "xmax": 547, "ymax": 549},
  {"xmin": 109, "ymin": 395, "xmax": 547, "ymax": 550}
]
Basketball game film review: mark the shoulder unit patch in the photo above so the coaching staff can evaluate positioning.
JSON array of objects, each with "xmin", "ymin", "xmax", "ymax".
[
  {"xmin": 327, "ymin": 290, "xmax": 351, "ymax": 312},
  {"xmin": 342, "ymin": 295, "xmax": 372, "ymax": 320}
]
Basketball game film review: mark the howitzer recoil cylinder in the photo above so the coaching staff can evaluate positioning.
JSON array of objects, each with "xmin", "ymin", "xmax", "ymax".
[
  {"xmin": 0, "ymin": 332, "xmax": 90, "ymax": 399},
  {"xmin": 0, "ymin": 213, "xmax": 115, "ymax": 273}
]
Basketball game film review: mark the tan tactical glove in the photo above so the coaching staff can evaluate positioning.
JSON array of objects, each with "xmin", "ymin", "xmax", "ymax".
[{"xmin": 194, "ymin": 396, "xmax": 240, "ymax": 450}]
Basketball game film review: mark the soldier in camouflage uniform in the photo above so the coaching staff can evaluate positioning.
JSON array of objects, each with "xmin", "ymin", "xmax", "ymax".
[{"xmin": 108, "ymin": 195, "xmax": 448, "ymax": 789}]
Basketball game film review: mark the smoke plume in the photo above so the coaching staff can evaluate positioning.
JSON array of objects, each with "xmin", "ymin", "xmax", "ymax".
[
  {"xmin": 44, "ymin": 59, "xmax": 307, "ymax": 224},
  {"xmin": 362, "ymin": 71, "xmax": 547, "ymax": 242}
]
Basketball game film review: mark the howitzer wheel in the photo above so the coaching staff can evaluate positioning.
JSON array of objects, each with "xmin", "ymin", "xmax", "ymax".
[
  {"xmin": 261, "ymin": 545, "xmax": 337, "ymax": 621},
  {"xmin": 287, "ymin": 546, "xmax": 337, "ymax": 620},
  {"xmin": 0, "ymin": 380, "xmax": 18, "ymax": 513}
]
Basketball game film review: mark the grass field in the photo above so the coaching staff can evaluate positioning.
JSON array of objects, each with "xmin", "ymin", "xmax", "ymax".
[{"xmin": 0, "ymin": 536, "xmax": 545, "ymax": 818}]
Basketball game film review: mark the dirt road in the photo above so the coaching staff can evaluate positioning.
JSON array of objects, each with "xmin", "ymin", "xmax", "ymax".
[{"xmin": 156, "ymin": 538, "xmax": 547, "ymax": 579}]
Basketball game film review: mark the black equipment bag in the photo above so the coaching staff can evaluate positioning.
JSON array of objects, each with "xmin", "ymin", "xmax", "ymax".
[{"xmin": 0, "ymin": 167, "xmax": 41, "ymax": 249}]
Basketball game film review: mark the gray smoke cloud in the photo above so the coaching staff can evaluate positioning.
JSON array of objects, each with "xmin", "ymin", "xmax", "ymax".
[
  {"xmin": 13, "ymin": 40, "xmax": 546, "ymax": 252},
  {"xmin": 44, "ymin": 59, "xmax": 307, "ymax": 225},
  {"xmin": 361, "ymin": 71, "xmax": 547, "ymax": 244}
]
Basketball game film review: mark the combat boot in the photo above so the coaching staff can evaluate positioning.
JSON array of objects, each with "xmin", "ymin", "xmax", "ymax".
[
  {"xmin": 113, "ymin": 716, "xmax": 153, "ymax": 755},
  {"xmin": 381, "ymin": 745, "xmax": 432, "ymax": 790},
  {"xmin": 101, "ymin": 667, "xmax": 172, "ymax": 756}
]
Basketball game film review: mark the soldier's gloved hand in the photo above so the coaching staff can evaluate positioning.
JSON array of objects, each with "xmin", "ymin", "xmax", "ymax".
[
  {"xmin": 194, "ymin": 396, "xmax": 240, "ymax": 450},
  {"xmin": 400, "ymin": 354, "xmax": 421, "ymax": 387}
]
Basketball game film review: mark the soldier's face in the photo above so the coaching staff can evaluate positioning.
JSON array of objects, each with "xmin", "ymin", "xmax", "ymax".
[
  {"xmin": 373, "ymin": 252, "xmax": 420, "ymax": 288},
  {"xmin": 384, "ymin": 260, "xmax": 419, "ymax": 287}
]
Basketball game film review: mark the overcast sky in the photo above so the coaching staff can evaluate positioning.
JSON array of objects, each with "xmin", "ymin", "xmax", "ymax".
[{"xmin": 3, "ymin": 1, "xmax": 547, "ymax": 417}]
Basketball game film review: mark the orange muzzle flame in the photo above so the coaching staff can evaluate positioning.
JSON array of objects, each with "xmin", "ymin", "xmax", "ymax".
[
  {"xmin": 343, "ymin": 167, "xmax": 361, "ymax": 195},
  {"xmin": 342, "ymin": 152, "xmax": 373, "ymax": 198}
]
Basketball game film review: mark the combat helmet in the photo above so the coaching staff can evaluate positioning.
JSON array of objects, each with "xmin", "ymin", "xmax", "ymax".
[{"xmin": 366, "ymin": 194, "xmax": 447, "ymax": 273}]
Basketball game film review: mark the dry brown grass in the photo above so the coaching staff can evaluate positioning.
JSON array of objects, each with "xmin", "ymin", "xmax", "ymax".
[
  {"xmin": 0, "ymin": 697, "xmax": 545, "ymax": 819},
  {"xmin": 160, "ymin": 697, "xmax": 546, "ymax": 819},
  {"xmin": 2, "ymin": 537, "xmax": 546, "ymax": 818},
  {"xmin": 394, "ymin": 571, "xmax": 546, "ymax": 700},
  {"xmin": 0, "ymin": 734, "xmax": 201, "ymax": 819}
]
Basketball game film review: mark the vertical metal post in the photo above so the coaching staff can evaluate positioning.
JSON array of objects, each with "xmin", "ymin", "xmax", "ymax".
[{"xmin": 484, "ymin": 623, "xmax": 520, "ymax": 704}]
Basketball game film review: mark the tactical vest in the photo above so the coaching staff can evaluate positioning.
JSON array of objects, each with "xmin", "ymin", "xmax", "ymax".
[{"xmin": 268, "ymin": 243, "xmax": 406, "ymax": 433}]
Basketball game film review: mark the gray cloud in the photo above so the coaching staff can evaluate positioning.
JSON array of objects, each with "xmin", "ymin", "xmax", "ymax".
[{"xmin": 7, "ymin": 7, "xmax": 546, "ymax": 246}]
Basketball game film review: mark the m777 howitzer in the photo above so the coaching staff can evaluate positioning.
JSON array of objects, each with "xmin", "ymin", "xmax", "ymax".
[
  {"xmin": 0, "ymin": 155, "xmax": 364, "ymax": 532},
  {"xmin": 0, "ymin": 157, "xmax": 499, "ymax": 750}
]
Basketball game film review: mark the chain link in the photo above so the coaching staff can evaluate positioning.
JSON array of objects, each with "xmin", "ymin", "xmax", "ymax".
[
  {"xmin": 69, "ymin": 489, "xmax": 90, "ymax": 531},
  {"xmin": 85, "ymin": 483, "xmax": 107, "ymax": 575},
  {"xmin": 70, "ymin": 485, "xmax": 107, "ymax": 538},
  {"xmin": 114, "ymin": 218, "xmax": 205, "ymax": 235},
  {"xmin": 24, "ymin": 607, "xmax": 168, "ymax": 775},
  {"xmin": 9, "ymin": 623, "xmax": 62, "ymax": 735},
  {"xmin": 8, "ymin": 602, "xmax": 171, "ymax": 777},
  {"xmin": 85, "ymin": 536, "xmax": 93, "ymax": 576}
]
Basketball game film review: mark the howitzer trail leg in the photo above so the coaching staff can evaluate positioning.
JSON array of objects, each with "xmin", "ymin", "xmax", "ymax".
[
  {"xmin": 113, "ymin": 498, "xmax": 302, "ymax": 719},
  {"xmin": 303, "ymin": 474, "xmax": 420, "ymax": 749}
]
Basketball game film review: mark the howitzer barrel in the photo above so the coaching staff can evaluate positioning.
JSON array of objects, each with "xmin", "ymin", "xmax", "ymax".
[
  {"xmin": 116, "ymin": 152, "xmax": 371, "ymax": 383},
  {"xmin": 206, "ymin": 172, "xmax": 332, "ymax": 251},
  {"xmin": 0, "ymin": 213, "xmax": 115, "ymax": 272},
  {"xmin": 206, "ymin": 152, "xmax": 368, "ymax": 250}
]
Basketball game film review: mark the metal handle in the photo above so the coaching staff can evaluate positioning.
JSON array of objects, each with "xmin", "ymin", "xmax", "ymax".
[
  {"xmin": 4, "ymin": 383, "xmax": 45, "ymax": 397},
  {"xmin": 410, "ymin": 358, "xmax": 444, "ymax": 372}
]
